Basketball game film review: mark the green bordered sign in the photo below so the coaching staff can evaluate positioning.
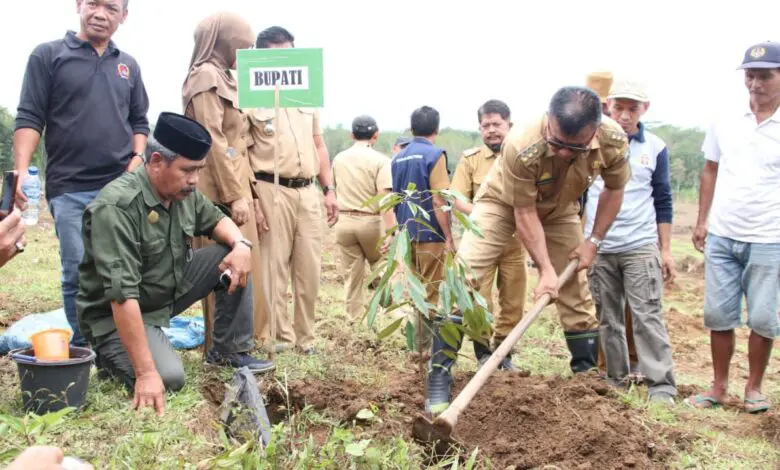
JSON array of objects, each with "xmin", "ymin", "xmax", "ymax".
[{"xmin": 236, "ymin": 48, "xmax": 323, "ymax": 109}]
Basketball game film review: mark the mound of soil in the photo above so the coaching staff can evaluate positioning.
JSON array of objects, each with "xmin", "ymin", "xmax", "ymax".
[
  {"xmin": 264, "ymin": 370, "xmax": 669, "ymax": 468},
  {"xmin": 451, "ymin": 373, "xmax": 666, "ymax": 469}
]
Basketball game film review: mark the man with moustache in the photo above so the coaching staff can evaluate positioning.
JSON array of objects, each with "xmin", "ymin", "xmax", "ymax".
[
  {"xmin": 425, "ymin": 87, "xmax": 630, "ymax": 414},
  {"xmin": 450, "ymin": 100, "xmax": 528, "ymax": 371},
  {"xmin": 77, "ymin": 113, "xmax": 273, "ymax": 418},
  {"xmin": 14, "ymin": 0, "xmax": 149, "ymax": 347}
]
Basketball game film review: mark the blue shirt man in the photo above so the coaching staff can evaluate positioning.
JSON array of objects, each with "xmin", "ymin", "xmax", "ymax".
[{"xmin": 584, "ymin": 79, "xmax": 677, "ymax": 404}]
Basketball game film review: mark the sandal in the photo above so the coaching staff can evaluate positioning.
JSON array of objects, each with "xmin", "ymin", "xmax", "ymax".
[
  {"xmin": 685, "ymin": 393, "xmax": 722, "ymax": 409},
  {"xmin": 744, "ymin": 394, "xmax": 770, "ymax": 414}
]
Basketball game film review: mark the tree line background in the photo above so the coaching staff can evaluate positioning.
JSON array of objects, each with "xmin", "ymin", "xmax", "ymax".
[{"xmin": 0, "ymin": 105, "xmax": 705, "ymax": 201}]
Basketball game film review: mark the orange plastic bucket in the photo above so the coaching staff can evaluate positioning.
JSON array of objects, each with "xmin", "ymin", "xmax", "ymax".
[{"xmin": 29, "ymin": 329, "xmax": 72, "ymax": 361}]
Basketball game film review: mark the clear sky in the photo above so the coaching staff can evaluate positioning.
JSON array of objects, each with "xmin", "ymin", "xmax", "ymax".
[{"xmin": 1, "ymin": 0, "xmax": 778, "ymax": 132}]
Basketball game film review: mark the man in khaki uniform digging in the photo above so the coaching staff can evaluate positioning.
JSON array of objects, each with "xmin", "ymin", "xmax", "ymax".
[
  {"xmin": 426, "ymin": 86, "xmax": 631, "ymax": 414},
  {"xmin": 246, "ymin": 26, "xmax": 338, "ymax": 355},
  {"xmin": 332, "ymin": 115, "xmax": 395, "ymax": 319},
  {"xmin": 451, "ymin": 99, "xmax": 527, "ymax": 371}
]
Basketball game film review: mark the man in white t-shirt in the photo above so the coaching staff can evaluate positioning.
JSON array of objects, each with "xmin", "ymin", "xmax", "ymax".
[{"xmin": 687, "ymin": 40, "xmax": 780, "ymax": 414}]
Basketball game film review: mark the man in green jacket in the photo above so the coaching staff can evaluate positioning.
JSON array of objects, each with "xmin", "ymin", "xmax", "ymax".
[{"xmin": 77, "ymin": 112, "xmax": 273, "ymax": 417}]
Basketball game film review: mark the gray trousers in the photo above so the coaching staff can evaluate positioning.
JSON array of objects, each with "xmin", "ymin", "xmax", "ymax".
[
  {"xmin": 94, "ymin": 244, "xmax": 255, "ymax": 391},
  {"xmin": 587, "ymin": 243, "xmax": 677, "ymax": 397}
]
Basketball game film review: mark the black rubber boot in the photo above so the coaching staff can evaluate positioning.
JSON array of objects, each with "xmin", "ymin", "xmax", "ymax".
[
  {"xmin": 565, "ymin": 330, "xmax": 600, "ymax": 374},
  {"xmin": 426, "ymin": 316, "xmax": 464, "ymax": 415},
  {"xmin": 473, "ymin": 339, "xmax": 492, "ymax": 368}
]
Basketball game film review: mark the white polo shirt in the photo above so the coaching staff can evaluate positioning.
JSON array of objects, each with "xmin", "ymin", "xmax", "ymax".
[{"xmin": 703, "ymin": 106, "xmax": 780, "ymax": 243}]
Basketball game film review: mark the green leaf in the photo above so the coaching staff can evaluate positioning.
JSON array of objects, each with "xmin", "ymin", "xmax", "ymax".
[
  {"xmin": 413, "ymin": 203, "xmax": 432, "ymax": 221},
  {"xmin": 345, "ymin": 440, "xmax": 371, "ymax": 457},
  {"xmin": 392, "ymin": 281, "xmax": 405, "ymax": 305},
  {"xmin": 365, "ymin": 260, "xmax": 388, "ymax": 289},
  {"xmin": 360, "ymin": 193, "xmax": 385, "ymax": 210},
  {"xmin": 405, "ymin": 270, "xmax": 428, "ymax": 315},
  {"xmin": 405, "ymin": 321, "xmax": 416, "ymax": 351},
  {"xmin": 366, "ymin": 289, "xmax": 382, "ymax": 328},
  {"xmin": 439, "ymin": 321, "xmax": 462, "ymax": 349},
  {"xmin": 453, "ymin": 210, "xmax": 484, "ymax": 238},
  {"xmin": 411, "ymin": 217, "xmax": 437, "ymax": 234},
  {"xmin": 397, "ymin": 230, "xmax": 411, "ymax": 266},
  {"xmin": 377, "ymin": 317, "xmax": 404, "ymax": 340},
  {"xmin": 378, "ymin": 193, "xmax": 404, "ymax": 213}
]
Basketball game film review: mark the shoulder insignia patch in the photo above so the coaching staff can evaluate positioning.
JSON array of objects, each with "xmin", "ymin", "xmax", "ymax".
[
  {"xmin": 461, "ymin": 146, "xmax": 482, "ymax": 158},
  {"xmin": 517, "ymin": 141, "xmax": 545, "ymax": 164},
  {"xmin": 601, "ymin": 129, "xmax": 628, "ymax": 147}
]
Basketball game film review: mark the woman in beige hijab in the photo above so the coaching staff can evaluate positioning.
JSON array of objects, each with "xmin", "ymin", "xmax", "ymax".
[{"xmin": 182, "ymin": 12, "xmax": 270, "ymax": 352}]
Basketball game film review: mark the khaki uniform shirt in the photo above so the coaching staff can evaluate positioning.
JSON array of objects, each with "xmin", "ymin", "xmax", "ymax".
[
  {"xmin": 475, "ymin": 114, "xmax": 630, "ymax": 220},
  {"xmin": 247, "ymin": 107, "xmax": 322, "ymax": 179},
  {"xmin": 185, "ymin": 91, "xmax": 255, "ymax": 204},
  {"xmin": 451, "ymin": 145, "xmax": 497, "ymax": 200},
  {"xmin": 76, "ymin": 167, "xmax": 226, "ymax": 341},
  {"xmin": 332, "ymin": 141, "xmax": 392, "ymax": 213}
]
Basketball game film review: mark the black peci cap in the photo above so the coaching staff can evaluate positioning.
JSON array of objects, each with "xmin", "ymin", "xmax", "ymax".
[{"xmin": 153, "ymin": 112, "xmax": 213, "ymax": 160}]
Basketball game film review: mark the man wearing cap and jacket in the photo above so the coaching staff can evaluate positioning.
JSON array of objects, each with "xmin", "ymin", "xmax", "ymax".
[
  {"xmin": 77, "ymin": 112, "xmax": 274, "ymax": 418},
  {"xmin": 332, "ymin": 115, "xmax": 396, "ymax": 319},
  {"xmin": 451, "ymin": 99, "xmax": 527, "ymax": 371},
  {"xmin": 585, "ymin": 71, "xmax": 640, "ymax": 376},
  {"xmin": 584, "ymin": 79, "xmax": 678, "ymax": 404},
  {"xmin": 688, "ymin": 41, "xmax": 780, "ymax": 414}
]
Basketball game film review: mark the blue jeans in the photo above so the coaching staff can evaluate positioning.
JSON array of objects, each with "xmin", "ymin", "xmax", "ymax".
[
  {"xmin": 704, "ymin": 234, "xmax": 780, "ymax": 339},
  {"xmin": 49, "ymin": 190, "xmax": 101, "ymax": 346}
]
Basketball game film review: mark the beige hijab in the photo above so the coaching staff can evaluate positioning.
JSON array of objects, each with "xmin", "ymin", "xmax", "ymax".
[{"xmin": 182, "ymin": 12, "xmax": 254, "ymax": 110}]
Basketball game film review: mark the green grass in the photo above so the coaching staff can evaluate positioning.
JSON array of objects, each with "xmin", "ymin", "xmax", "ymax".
[{"xmin": 1, "ymin": 215, "xmax": 779, "ymax": 469}]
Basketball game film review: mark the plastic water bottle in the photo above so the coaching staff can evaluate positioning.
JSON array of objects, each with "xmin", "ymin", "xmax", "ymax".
[{"xmin": 21, "ymin": 166, "xmax": 41, "ymax": 226}]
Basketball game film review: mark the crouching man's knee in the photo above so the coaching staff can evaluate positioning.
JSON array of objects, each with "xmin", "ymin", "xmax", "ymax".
[{"xmin": 159, "ymin": 364, "xmax": 186, "ymax": 392}]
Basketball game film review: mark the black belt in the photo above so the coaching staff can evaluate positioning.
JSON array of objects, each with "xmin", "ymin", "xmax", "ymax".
[{"xmin": 254, "ymin": 172, "xmax": 314, "ymax": 189}]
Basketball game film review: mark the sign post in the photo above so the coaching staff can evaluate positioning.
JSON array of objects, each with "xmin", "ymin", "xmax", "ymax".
[{"xmin": 237, "ymin": 48, "xmax": 324, "ymax": 361}]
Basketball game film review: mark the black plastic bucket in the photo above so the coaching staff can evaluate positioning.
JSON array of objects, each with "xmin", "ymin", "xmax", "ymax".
[{"xmin": 9, "ymin": 346, "xmax": 95, "ymax": 415}]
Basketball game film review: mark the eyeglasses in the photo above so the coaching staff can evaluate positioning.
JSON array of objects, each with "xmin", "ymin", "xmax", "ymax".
[{"xmin": 544, "ymin": 123, "xmax": 594, "ymax": 156}]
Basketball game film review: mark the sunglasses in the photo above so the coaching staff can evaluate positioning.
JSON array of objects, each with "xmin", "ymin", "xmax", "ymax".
[{"xmin": 544, "ymin": 124, "xmax": 594, "ymax": 155}]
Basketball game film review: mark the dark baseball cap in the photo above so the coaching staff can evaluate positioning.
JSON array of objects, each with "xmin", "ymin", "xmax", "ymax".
[
  {"xmin": 394, "ymin": 136, "xmax": 411, "ymax": 148},
  {"xmin": 738, "ymin": 41, "xmax": 780, "ymax": 69},
  {"xmin": 352, "ymin": 115, "xmax": 378, "ymax": 134}
]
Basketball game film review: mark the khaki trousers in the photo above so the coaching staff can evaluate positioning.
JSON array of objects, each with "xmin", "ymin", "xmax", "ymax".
[
  {"xmin": 335, "ymin": 214, "xmax": 384, "ymax": 319},
  {"xmin": 459, "ymin": 200, "xmax": 598, "ymax": 333},
  {"xmin": 468, "ymin": 235, "xmax": 528, "ymax": 343},
  {"xmin": 597, "ymin": 304, "xmax": 638, "ymax": 371},
  {"xmin": 195, "ymin": 195, "xmax": 267, "ymax": 351},
  {"xmin": 411, "ymin": 241, "xmax": 446, "ymax": 352},
  {"xmin": 254, "ymin": 181, "xmax": 322, "ymax": 349}
]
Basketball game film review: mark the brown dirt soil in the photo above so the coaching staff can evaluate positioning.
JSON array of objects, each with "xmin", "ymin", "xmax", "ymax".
[
  {"xmin": 261, "ymin": 369, "xmax": 672, "ymax": 469},
  {"xmin": 758, "ymin": 413, "xmax": 780, "ymax": 446}
]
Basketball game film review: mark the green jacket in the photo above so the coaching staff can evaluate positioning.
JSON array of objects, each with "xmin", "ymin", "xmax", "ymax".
[{"xmin": 76, "ymin": 167, "xmax": 225, "ymax": 342}]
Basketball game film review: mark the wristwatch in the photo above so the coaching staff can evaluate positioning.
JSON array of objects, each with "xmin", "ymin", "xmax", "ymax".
[
  {"xmin": 132, "ymin": 152, "xmax": 146, "ymax": 163},
  {"xmin": 233, "ymin": 238, "xmax": 253, "ymax": 250},
  {"xmin": 588, "ymin": 236, "xmax": 603, "ymax": 249},
  {"xmin": 323, "ymin": 185, "xmax": 336, "ymax": 195}
]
